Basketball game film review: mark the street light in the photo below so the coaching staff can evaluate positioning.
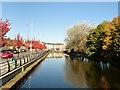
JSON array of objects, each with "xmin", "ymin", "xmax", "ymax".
[{"xmin": 27, "ymin": 24, "xmax": 33, "ymax": 52}]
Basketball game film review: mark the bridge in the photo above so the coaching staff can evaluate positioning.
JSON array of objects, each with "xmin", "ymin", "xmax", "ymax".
[
  {"xmin": 0, "ymin": 42, "xmax": 65, "ymax": 89},
  {"xmin": 43, "ymin": 42, "xmax": 65, "ymax": 52},
  {"xmin": 47, "ymin": 52, "xmax": 64, "ymax": 58},
  {"xmin": 0, "ymin": 50, "xmax": 50, "ymax": 89}
]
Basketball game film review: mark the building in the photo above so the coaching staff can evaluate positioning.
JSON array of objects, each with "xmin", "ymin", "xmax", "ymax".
[{"xmin": 43, "ymin": 42, "xmax": 65, "ymax": 52}]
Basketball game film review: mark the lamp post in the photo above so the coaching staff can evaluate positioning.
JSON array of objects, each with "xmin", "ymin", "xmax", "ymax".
[
  {"xmin": 30, "ymin": 24, "xmax": 32, "ymax": 52},
  {"xmin": 27, "ymin": 24, "xmax": 33, "ymax": 52}
]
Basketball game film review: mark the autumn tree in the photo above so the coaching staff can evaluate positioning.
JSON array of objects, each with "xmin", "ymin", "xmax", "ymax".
[
  {"xmin": 1, "ymin": 38, "xmax": 11, "ymax": 47},
  {"xmin": 13, "ymin": 34, "xmax": 23, "ymax": 58},
  {"xmin": 24, "ymin": 40, "xmax": 31, "ymax": 49},
  {"xmin": 102, "ymin": 16, "xmax": 120, "ymax": 58},
  {"xmin": 24, "ymin": 40, "xmax": 46, "ymax": 50},
  {"xmin": 86, "ymin": 16, "xmax": 120, "ymax": 59},
  {"xmin": 13, "ymin": 34, "xmax": 23, "ymax": 48},
  {"xmin": 0, "ymin": 19, "xmax": 11, "ymax": 47}
]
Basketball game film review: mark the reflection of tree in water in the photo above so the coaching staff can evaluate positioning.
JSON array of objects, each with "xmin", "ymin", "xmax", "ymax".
[
  {"xmin": 83, "ymin": 61, "xmax": 102, "ymax": 88},
  {"xmin": 64, "ymin": 58, "xmax": 88, "ymax": 88},
  {"xmin": 64, "ymin": 57, "xmax": 120, "ymax": 89},
  {"xmin": 99, "ymin": 67, "xmax": 120, "ymax": 89}
]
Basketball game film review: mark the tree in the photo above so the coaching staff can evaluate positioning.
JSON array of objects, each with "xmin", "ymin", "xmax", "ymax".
[
  {"xmin": 13, "ymin": 34, "xmax": 23, "ymax": 58},
  {"xmin": 42, "ymin": 43, "xmax": 46, "ymax": 49},
  {"xmin": 65, "ymin": 22, "xmax": 92, "ymax": 53},
  {"xmin": 14, "ymin": 34, "xmax": 23, "ymax": 48},
  {"xmin": 86, "ymin": 16, "xmax": 120, "ymax": 59},
  {"xmin": 24, "ymin": 39, "xmax": 31, "ymax": 49},
  {"xmin": 86, "ymin": 21, "xmax": 110, "ymax": 57},
  {"xmin": 101, "ymin": 16, "xmax": 120, "ymax": 58},
  {"xmin": 24, "ymin": 39, "xmax": 46, "ymax": 50},
  {"xmin": 0, "ymin": 19, "xmax": 11, "ymax": 47},
  {"xmin": 1, "ymin": 38, "xmax": 11, "ymax": 47}
]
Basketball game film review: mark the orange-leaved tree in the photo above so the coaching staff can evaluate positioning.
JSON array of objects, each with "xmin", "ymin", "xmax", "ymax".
[{"xmin": 0, "ymin": 19, "xmax": 11, "ymax": 47}]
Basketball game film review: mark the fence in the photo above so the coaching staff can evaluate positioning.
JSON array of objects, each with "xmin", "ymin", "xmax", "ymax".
[{"xmin": 0, "ymin": 50, "xmax": 48, "ymax": 76}]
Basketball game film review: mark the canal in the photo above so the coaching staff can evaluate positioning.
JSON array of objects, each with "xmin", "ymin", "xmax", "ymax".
[{"xmin": 19, "ymin": 53, "xmax": 120, "ymax": 89}]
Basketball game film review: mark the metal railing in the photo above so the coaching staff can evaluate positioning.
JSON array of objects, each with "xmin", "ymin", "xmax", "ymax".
[{"xmin": 0, "ymin": 50, "xmax": 48, "ymax": 76}]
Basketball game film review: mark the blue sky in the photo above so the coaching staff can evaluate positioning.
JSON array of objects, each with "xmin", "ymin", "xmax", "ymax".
[{"xmin": 2, "ymin": 2, "xmax": 118, "ymax": 43}]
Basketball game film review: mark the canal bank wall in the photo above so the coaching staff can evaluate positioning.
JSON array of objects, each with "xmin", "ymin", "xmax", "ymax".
[{"xmin": 0, "ymin": 50, "xmax": 50, "ymax": 90}]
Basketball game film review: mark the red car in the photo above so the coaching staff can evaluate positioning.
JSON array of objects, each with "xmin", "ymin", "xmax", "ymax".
[{"xmin": 0, "ymin": 51, "xmax": 13, "ymax": 58}]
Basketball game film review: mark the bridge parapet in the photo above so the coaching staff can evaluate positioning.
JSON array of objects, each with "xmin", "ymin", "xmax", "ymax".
[{"xmin": 0, "ymin": 50, "xmax": 49, "ymax": 87}]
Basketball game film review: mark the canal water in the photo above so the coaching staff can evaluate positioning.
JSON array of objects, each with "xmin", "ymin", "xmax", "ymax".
[{"xmin": 20, "ymin": 53, "xmax": 120, "ymax": 89}]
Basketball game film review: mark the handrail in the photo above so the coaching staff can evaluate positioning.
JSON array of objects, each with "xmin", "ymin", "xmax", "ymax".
[{"xmin": 0, "ymin": 50, "xmax": 49, "ymax": 76}]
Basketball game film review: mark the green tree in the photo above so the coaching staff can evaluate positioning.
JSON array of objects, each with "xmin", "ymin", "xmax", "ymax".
[{"xmin": 86, "ymin": 21, "xmax": 109, "ymax": 57}]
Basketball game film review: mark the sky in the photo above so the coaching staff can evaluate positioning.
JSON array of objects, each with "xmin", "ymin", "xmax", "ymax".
[
  {"xmin": 1, "ymin": 2, "xmax": 118, "ymax": 43},
  {"xmin": 1, "ymin": 0, "xmax": 120, "ymax": 2}
]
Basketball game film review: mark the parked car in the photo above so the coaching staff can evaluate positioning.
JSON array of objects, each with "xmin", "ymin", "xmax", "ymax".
[{"xmin": 0, "ymin": 51, "xmax": 13, "ymax": 58}]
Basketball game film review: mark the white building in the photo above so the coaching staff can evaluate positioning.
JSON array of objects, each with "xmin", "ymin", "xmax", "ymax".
[{"xmin": 45, "ymin": 42, "xmax": 65, "ymax": 52}]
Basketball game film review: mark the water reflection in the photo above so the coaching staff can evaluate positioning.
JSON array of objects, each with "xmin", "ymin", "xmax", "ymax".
[
  {"xmin": 19, "ymin": 53, "xmax": 120, "ymax": 89},
  {"xmin": 64, "ymin": 57, "xmax": 120, "ymax": 89}
]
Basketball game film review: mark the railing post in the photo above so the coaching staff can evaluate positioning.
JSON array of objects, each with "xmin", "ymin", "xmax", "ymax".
[
  {"xmin": 32, "ymin": 54, "xmax": 33, "ymax": 59},
  {"xmin": 12, "ymin": 57, "xmax": 17, "ymax": 69},
  {"xmin": 7, "ymin": 59, "xmax": 10, "ymax": 72},
  {"xmin": 27, "ymin": 55, "xmax": 28, "ymax": 63},
  {"xmin": 29, "ymin": 55, "xmax": 31, "ymax": 61},
  {"xmin": 31, "ymin": 55, "xmax": 32, "ymax": 60},
  {"xmin": 20, "ymin": 58, "xmax": 22, "ymax": 66},
  {"xmin": 29, "ymin": 55, "xmax": 30, "ymax": 61},
  {"xmin": 23, "ymin": 56, "xmax": 25, "ymax": 64},
  {"xmin": 15, "ymin": 59, "xmax": 17, "ymax": 69},
  {"xmin": 34, "ymin": 54, "xmax": 35, "ymax": 59},
  {"xmin": 22, "ymin": 66, "xmax": 24, "ymax": 71},
  {"xmin": 0, "ymin": 65, "xmax": 1, "ymax": 77}
]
